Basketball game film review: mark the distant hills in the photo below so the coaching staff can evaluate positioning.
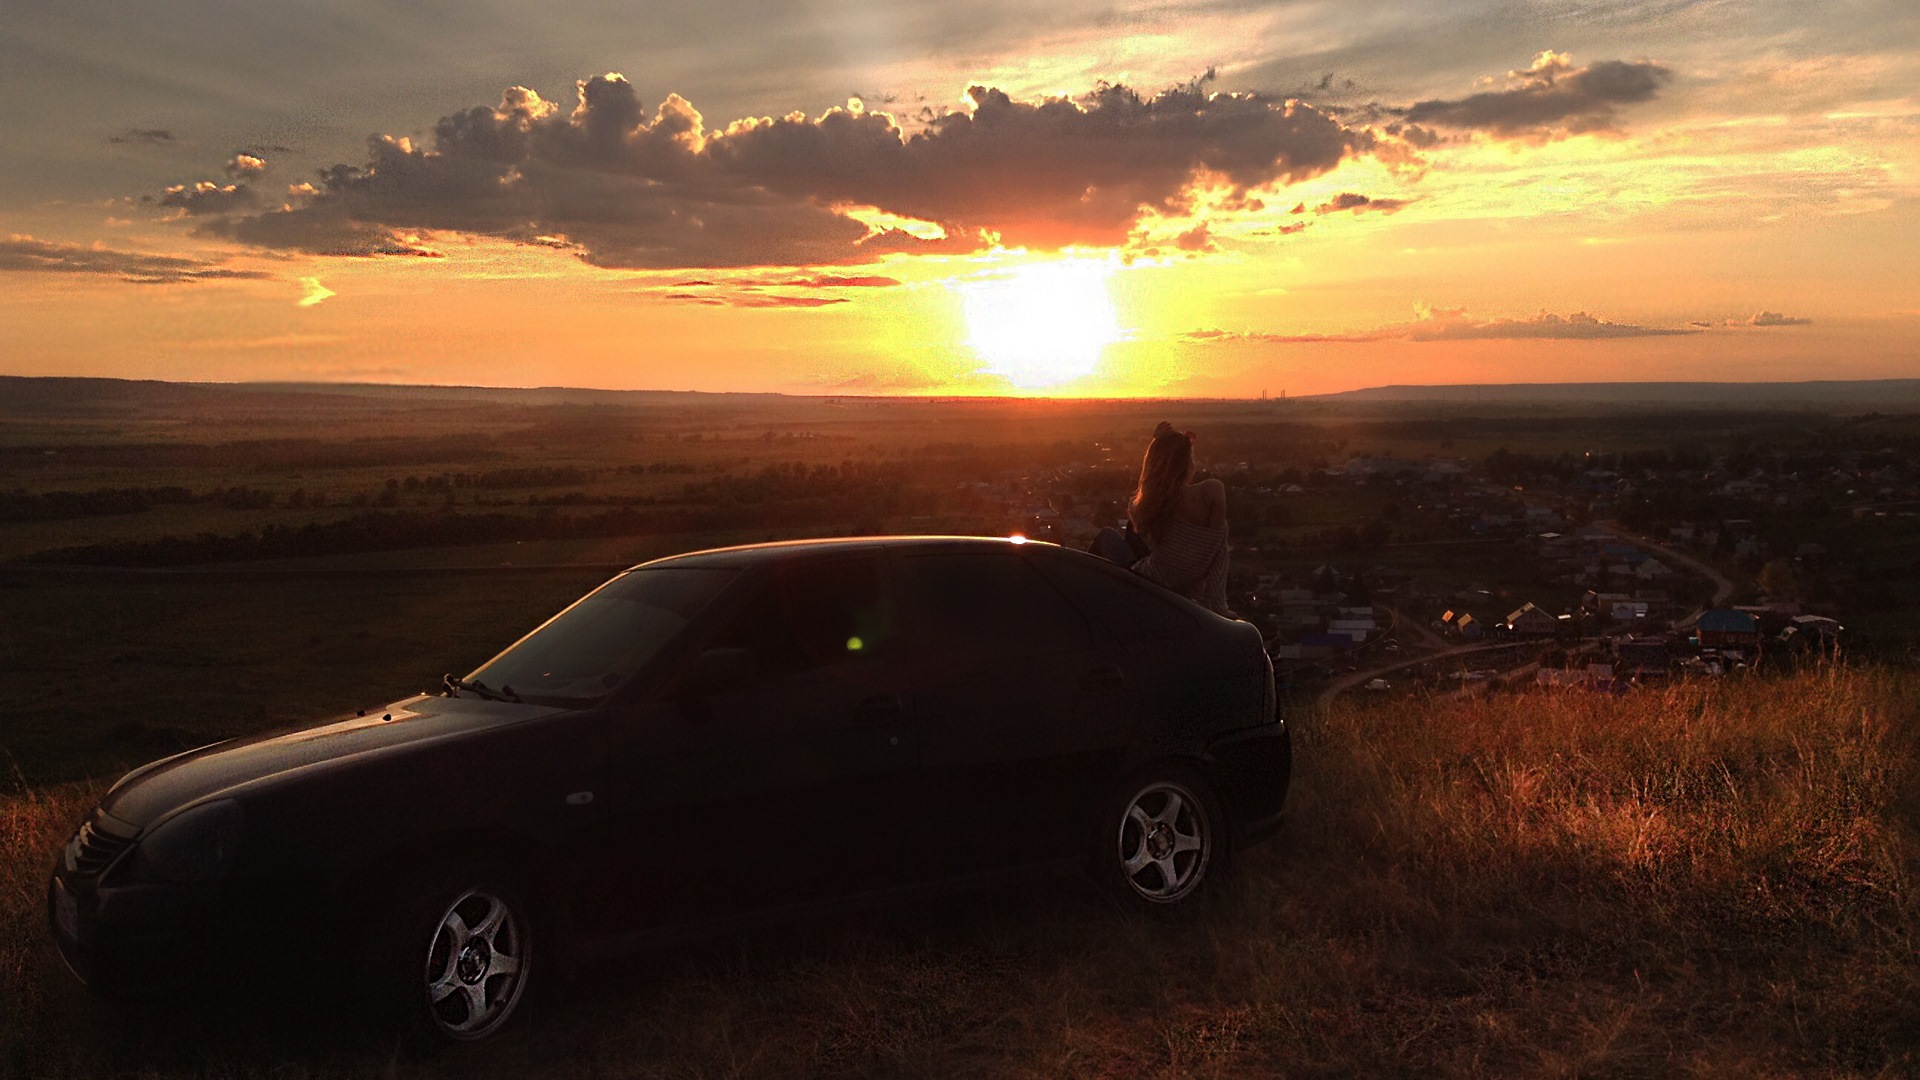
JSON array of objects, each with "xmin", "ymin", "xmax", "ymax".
[
  {"xmin": 0, "ymin": 375, "xmax": 783, "ymax": 410},
  {"xmin": 1310, "ymin": 380, "xmax": 1920, "ymax": 405},
  {"xmin": 3, "ymin": 374, "xmax": 1919, "ymax": 411}
]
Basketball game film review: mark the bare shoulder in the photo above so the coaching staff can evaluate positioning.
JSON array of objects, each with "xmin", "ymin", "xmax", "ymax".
[{"xmin": 1192, "ymin": 478, "xmax": 1228, "ymax": 524}]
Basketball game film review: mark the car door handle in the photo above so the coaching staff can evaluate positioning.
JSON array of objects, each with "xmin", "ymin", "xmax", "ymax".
[
  {"xmin": 1080, "ymin": 665, "xmax": 1125, "ymax": 692},
  {"xmin": 851, "ymin": 694, "xmax": 905, "ymax": 725}
]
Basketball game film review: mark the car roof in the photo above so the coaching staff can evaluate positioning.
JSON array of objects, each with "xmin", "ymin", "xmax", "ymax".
[{"xmin": 627, "ymin": 535, "xmax": 1058, "ymax": 571}]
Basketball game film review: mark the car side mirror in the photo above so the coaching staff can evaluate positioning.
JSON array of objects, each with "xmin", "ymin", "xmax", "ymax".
[{"xmin": 680, "ymin": 647, "xmax": 757, "ymax": 699}]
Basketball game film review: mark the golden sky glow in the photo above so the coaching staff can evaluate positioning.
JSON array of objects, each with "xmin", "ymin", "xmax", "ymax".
[{"xmin": 1, "ymin": 2, "xmax": 1915, "ymax": 396}]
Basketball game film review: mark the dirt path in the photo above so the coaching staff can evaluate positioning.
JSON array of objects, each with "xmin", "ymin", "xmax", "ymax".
[
  {"xmin": 1592, "ymin": 521, "xmax": 1736, "ymax": 612},
  {"xmin": 1383, "ymin": 604, "xmax": 1449, "ymax": 651},
  {"xmin": 1315, "ymin": 640, "xmax": 1536, "ymax": 709}
]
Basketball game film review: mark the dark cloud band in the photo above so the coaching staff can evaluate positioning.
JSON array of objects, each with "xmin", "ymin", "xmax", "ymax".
[
  {"xmin": 147, "ymin": 54, "xmax": 1670, "ymax": 270},
  {"xmin": 155, "ymin": 75, "xmax": 1362, "ymax": 269},
  {"xmin": 0, "ymin": 235, "xmax": 269, "ymax": 284},
  {"xmin": 1399, "ymin": 52, "xmax": 1672, "ymax": 139}
]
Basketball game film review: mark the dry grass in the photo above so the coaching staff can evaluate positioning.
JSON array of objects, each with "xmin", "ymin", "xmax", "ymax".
[{"xmin": 4, "ymin": 666, "xmax": 1916, "ymax": 1077}]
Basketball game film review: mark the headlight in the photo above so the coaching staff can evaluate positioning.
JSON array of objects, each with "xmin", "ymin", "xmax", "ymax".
[{"xmin": 126, "ymin": 800, "xmax": 246, "ymax": 883}]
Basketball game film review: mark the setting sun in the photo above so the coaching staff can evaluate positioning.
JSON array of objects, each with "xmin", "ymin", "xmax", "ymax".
[{"xmin": 959, "ymin": 259, "xmax": 1125, "ymax": 389}]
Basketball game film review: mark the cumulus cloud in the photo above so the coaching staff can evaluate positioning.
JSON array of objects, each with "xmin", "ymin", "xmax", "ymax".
[
  {"xmin": 225, "ymin": 153, "xmax": 268, "ymax": 178},
  {"xmin": 0, "ymin": 235, "xmax": 270, "ymax": 284},
  {"xmin": 1174, "ymin": 223, "xmax": 1216, "ymax": 251},
  {"xmin": 1738, "ymin": 310, "xmax": 1812, "ymax": 326},
  {"xmin": 1188, "ymin": 305, "xmax": 1698, "ymax": 344},
  {"xmin": 109, "ymin": 128, "xmax": 173, "ymax": 146},
  {"xmin": 159, "ymin": 74, "xmax": 1365, "ymax": 269},
  {"xmin": 156, "ymin": 181, "xmax": 256, "ymax": 215},
  {"xmin": 1399, "ymin": 51, "xmax": 1672, "ymax": 139},
  {"xmin": 148, "ymin": 58, "xmax": 1673, "ymax": 269},
  {"xmin": 1314, "ymin": 192, "xmax": 1408, "ymax": 215},
  {"xmin": 1384, "ymin": 122, "xmax": 1443, "ymax": 149}
]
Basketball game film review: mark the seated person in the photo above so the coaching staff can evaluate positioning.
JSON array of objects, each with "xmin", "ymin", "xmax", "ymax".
[{"xmin": 1089, "ymin": 422, "xmax": 1230, "ymax": 616}]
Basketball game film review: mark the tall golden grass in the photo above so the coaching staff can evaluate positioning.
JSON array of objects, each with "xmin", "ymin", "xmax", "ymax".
[{"xmin": 3, "ymin": 666, "xmax": 1915, "ymax": 1077}]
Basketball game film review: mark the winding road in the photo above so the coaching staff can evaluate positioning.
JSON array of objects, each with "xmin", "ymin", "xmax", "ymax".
[{"xmin": 1592, "ymin": 521, "xmax": 1736, "ymax": 611}]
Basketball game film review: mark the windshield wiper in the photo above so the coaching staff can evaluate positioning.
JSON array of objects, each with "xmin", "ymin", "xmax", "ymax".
[{"xmin": 442, "ymin": 674, "xmax": 521, "ymax": 703}]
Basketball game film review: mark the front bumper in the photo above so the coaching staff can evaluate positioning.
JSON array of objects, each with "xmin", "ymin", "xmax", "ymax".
[{"xmin": 47, "ymin": 865, "xmax": 235, "ymax": 996}]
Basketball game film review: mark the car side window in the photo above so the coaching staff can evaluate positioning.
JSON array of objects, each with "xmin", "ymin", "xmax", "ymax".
[
  {"xmin": 709, "ymin": 558, "xmax": 897, "ymax": 681},
  {"xmin": 896, "ymin": 551, "xmax": 1092, "ymax": 658},
  {"xmin": 1030, "ymin": 553, "xmax": 1200, "ymax": 645}
]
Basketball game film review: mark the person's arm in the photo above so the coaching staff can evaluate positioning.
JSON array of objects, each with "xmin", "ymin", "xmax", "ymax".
[{"xmin": 1199, "ymin": 478, "xmax": 1228, "ymax": 527}]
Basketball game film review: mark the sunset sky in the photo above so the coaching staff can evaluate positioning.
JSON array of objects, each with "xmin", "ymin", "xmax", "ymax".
[{"xmin": 2, "ymin": 0, "xmax": 1914, "ymax": 396}]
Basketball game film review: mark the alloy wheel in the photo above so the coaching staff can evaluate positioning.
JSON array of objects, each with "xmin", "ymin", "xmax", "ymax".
[
  {"xmin": 423, "ymin": 887, "xmax": 529, "ymax": 1039},
  {"xmin": 1116, "ymin": 780, "xmax": 1211, "ymax": 903}
]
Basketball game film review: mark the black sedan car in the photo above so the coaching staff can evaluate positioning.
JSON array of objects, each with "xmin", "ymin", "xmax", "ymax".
[{"xmin": 49, "ymin": 536, "xmax": 1290, "ymax": 1040}]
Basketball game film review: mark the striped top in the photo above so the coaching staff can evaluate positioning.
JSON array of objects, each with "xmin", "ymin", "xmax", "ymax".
[{"xmin": 1133, "ymin": 517, "xmax": 1230, "ymax": 616}]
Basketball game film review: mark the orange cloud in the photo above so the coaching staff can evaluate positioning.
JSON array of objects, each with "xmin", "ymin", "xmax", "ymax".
[
  {"xmin": 1313, "ymin": 192, "xmax": 1409, "ymax": 215},
  {"xmin": 1736, "ymin": 311, "xmax": 1813, "ymax": 326},
  {"xmin": 224, "ymin": 153, "xmax": 267, "ymax": 179}
]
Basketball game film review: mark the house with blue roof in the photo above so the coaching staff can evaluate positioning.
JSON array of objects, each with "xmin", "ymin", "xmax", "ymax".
[{"xmin": 1697, "ymin": 609, "xmax": 1760, "ymax": 648}]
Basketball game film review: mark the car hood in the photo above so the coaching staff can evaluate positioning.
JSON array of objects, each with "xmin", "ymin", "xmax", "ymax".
[{"xmin": 97, "ymin": 694, "xmax": 570, "ymax": 830}]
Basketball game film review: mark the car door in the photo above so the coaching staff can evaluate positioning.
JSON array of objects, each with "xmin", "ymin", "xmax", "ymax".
[
  {"xmin": 594, "ymin": 554, "xmax": 919, "ymax": 933},
  {"xmin": 894, "ymin": 547, "xmax": 1132, "ymax": 880},
  {"xmin": 1026, "ymin": 548, "xmax": 1217, "ymax": 735}
]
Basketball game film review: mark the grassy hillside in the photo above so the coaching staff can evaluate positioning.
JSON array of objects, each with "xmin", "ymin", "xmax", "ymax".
[{"xmin": 4, "ymin": 666, "xmax": 1915, "ymax": 1077}]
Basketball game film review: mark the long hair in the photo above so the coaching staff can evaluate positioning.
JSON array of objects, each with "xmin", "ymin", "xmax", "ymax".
[{"xmin": 1129, "ymin": 423, "xmax": 1193, "ymax": 543}]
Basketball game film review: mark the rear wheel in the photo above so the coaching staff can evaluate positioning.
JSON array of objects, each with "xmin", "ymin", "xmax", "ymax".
[{"xmin": 1095, "ymin": 766, "xmax": 1226, "ymax": 909}]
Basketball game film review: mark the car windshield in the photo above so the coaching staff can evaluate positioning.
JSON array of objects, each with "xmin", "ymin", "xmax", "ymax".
[{"xmin": 464, "ymin": 566, "xmax": 737, "ymax": 704}]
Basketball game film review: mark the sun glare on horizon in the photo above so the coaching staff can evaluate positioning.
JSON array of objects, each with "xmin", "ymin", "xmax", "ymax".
[{"xmin": 960, "ymin": 259, "xmax": 1125, "ymax": 389}]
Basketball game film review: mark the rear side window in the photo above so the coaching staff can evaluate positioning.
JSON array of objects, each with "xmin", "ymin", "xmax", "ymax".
[
  {"xmin": 896, "ymin": 551, "xmax": 1092, "ymax": 657},
  {"xmin": 1031, "ymin": 552, "xmax": 1200, "ymax": 645},
  {"xmin": 709, "ymin": 558, "xmax": 898, "ymax": 681}
]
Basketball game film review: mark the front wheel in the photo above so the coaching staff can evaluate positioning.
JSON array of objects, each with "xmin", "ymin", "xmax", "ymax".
[
  {"xmin": 358, "ymin": 868, "xmax": 535, "ymax": 1042},
  {"xmin": 1095, "ymin": 767, "xmax": 1226, "ymax": 909},
  {"xmin": 421, "ymin": 885, "xmax": 532, "ymax": 1040}
]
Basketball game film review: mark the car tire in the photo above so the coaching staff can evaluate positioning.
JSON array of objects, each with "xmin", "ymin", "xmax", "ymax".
[
  {"xmin": 1093, "ymin": 764, "xmax": 1228, "ymax": 911},
  {"xmin": 357, "ymin": 864, "xmax": 535, "ymax": 1043}
]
